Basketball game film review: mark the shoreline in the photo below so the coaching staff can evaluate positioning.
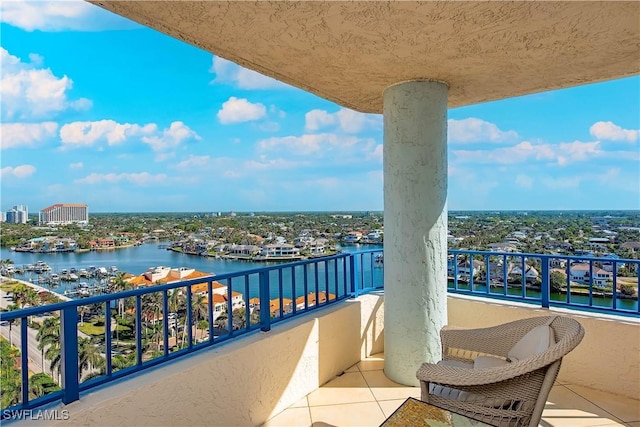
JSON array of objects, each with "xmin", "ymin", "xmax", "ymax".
[{"xmin": 0, "ymin": 275, "xmax": 71, "ymax": 302}]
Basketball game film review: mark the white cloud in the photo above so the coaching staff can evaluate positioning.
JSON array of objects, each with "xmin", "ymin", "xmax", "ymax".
[
  {"xmin": 304, "ymin": 108, "xmax": 382, "ymax": 133},
  {"xmin": 515, "ymin": 174, "xmax": 534, "ymax": 189},
  {"xmin": 556, "ymin": 141, "xmax": 602, "ymax": 162},
  {"xmin": 74, "ymin": 172, "xmax": 168, "ymax": 186},
  {"xmin": 0, "ymin": 47, "xmax": 91, "ymax": 120},
  {"xmin": 243, "ymin": 158, "xmax": 307, "ymax": 171},
  {"xmin": 305, "ymin": 110, "xmax": 337, "ymax": 131},
  {"xmin": 141, "ymin": 121, "xmax": 201, "ymax": 152},
  {"xmin": 453, "ymin": 140, "xmax": 603, "ymax": 166},
  {"xmin": 0, "ymin": 0, "xmax": 139, "ymax": 32},
  {"xmin": 69, "ymin": 162, "xmax": 84, "ymax": 169},
  {"xmin": 589, "ymin": 121, "xmax": 639, "ymax": 143},
  {"xmin": 257, "ymin": 133, "xmax": 379, "ymax": 167},
  {"xmin": 453, "ymin": 141, "xmax": 555, "ymax": 164},
  {"xmin": 210, "ymin": 57, "xmax": 288, "ymax": 89},
  {"xmin": 175, "ymin": 155, "xmax": 211, "ymax": 171},
  {"xmin": 448, "ymin": 118, "xmax": 519, "ymax": 143},
  {"xmin": 258, "ymin": 133, "xmax": 348, "ymax": 156},
  {"xmin": 217, "ymin": 97, "xmax": 267, "ymax": 124},
  {"xmin": 60, "ymin": 120, "xmax": 157, "ymax": 147},
  {"xmin": 1, "ymin": 122, "xmax": 58, "ymax": 149},
  {"xmin": 1, "ymin": 164, "xmax": 36, "ymax": 178}
]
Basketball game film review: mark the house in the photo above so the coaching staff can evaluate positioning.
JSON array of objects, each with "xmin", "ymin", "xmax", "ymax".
[
  {"xmin": 569, "ymin": 263, "xmax": 612, "ymax": 287},
  {"xmin": 255, "ymin": 244, "xmax": 302, "ymax": 260},
  {"xmin": 343, "ymin": 231, "xmax": 363, "ymax": 243},
  {"xmin": 509, "ymin": 265, "xmax": 539, "ymax": 282}
]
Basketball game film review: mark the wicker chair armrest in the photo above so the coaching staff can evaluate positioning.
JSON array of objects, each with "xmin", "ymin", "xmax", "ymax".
[
  {"xmin": 441, "ymin": 325, "xmax": 521, "ymax": 356},
  {"xmin": 417, "ymin": 352, "xmax": 559, "ymax": 387}
]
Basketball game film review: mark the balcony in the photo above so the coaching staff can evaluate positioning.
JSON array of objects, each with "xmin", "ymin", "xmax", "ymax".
[{"xmin": 0, "ymin": 250, "xmax": 638, "ymax": 426}]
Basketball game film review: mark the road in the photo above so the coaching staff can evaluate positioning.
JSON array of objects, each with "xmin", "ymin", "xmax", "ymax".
[{"xmin": 0, "ymin": 319, "xmax": 55, "ymax": 378}]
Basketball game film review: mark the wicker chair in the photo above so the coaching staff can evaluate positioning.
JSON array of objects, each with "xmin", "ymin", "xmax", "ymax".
[{"xmin": 416, "ymin": 316, "xmax": 585, "ymax": 427}]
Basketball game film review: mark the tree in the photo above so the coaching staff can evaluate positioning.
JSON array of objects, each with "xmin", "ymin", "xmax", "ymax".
[
  {"xmin": 550, "ymin": 271, "xmax": 566, "ymax": 293},
  {"xmin": 0, "ymin": 338, "xmax": 21, "ymax": 408},
  {"xmin": 109, "ymin": 272, "xmax": 133, "ymax": 317},
  {"xmin": 190, "ymin": 294, "xmax": 208, "ymax": 340},
  {"xmin": 37, "ymin": 317, "xmax": 61, "ymax": 378},
  {"xmin": 29, "ymin": 373, "xmax": 61, "ymax": 399},
  {"xmin": 78, "ymin": 337, "xmax": 105, "ymax": 381}
]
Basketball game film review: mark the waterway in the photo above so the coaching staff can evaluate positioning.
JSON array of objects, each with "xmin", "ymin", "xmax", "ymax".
[
  {"xmin": 0, "ymin": 243, "xmax": 383, "ymax": 300},
  {"xmin": 1, "ymin": 244, "xmax": 636, "ymax": 313}
]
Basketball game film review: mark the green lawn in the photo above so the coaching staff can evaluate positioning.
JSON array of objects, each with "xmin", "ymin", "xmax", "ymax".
[{"xmin": 79, "ymin": 322, "xmax": 131, "ymax": 336}]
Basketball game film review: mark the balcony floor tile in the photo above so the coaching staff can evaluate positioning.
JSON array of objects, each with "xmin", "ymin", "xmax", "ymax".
[
  {"xmin": 309, "ymin": 401, "xmax": 387, "ymax": 426},
  {"xmin": 562, "ymin": 384, "xmax": 640, "ymax": 423},
  {"xmin": 264, "ymin": 354, "xmax": 639, "ymax": 427}
]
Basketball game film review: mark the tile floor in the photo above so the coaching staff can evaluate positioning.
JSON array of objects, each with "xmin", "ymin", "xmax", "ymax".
[{"xmin": 263, "ymin": 354, "xmax": 640, "ymax": 427}]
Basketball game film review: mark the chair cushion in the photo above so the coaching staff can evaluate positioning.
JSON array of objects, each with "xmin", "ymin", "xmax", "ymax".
[
  {"xmin": 474, "ymin": 355, "xmax": 510, "ymax": 369},
  {"xmin": 429, "ymin": 384, "xmax": 509, "ymax": 408},
  {"xmin": 507, "ymin": 325, "xmax": 555, "ymax": 363}
]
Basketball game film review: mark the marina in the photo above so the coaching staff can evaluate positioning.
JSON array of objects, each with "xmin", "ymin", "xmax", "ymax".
[{"xmin": 0, "ymin": 243, "xmax": 381, "ymax": 300}]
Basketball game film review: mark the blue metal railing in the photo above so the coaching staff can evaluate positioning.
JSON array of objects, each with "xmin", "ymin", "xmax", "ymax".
[
  {"xmin": 1, "ymin": 248, "xmax": 638, "ymax": 416},
  {"xmin": 0, "ymin": 250, "xmax": 383, "ymax": 416},
  {"xmin": 448, "ymin": 250, "xmax": 640, "ymax": 316}
]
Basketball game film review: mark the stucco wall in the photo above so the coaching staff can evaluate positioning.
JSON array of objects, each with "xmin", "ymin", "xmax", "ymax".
[
  {"xmin": 447, "ymin": 294, "xmax": 640, "ymax": 400},
  {"xmin": 45, "ymin": 293, "xmax": 385, "ymax": 427},
  {"xmin": 25, "ymin": 292, "xmax": 637, "ymax": 426}
]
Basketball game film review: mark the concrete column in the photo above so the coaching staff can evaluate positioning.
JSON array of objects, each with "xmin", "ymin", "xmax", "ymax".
[{"xmin": 383, "ymin": 80, "xmax": 448, "ymax": 386}]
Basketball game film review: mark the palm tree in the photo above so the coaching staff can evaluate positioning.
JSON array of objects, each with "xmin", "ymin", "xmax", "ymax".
[
  {"xmin": 78, "ymin": 337, "xmax": 105, "ymax": 382},
  {"xmin": 109, "ymin": 272, "xmax": 133, "ymax": 317},
  {"xmin": 78, "ymin": 305, "xmax": 91, "ymax": 326},
  {"xmin": 0, "ymin": 338, "xmax": 21, "ymax": 408},
  {"xmin": 141, "ymin": 292, "xmax": 163, "ymax": 351},
  {"xmin": 191, "ymin": 294, "xmax": 208, "ymax": 340},
  {"xmin": 29, "ymin": 372, "xmax": 61, "ymax": 399},
  {"xmin": 36, "ymin": 317, "xmax": 61, "ymax": 379}
]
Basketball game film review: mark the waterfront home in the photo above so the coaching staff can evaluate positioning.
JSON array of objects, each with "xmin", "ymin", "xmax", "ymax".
[
  {"xmin": 129, "ymin": 266, "xmax": 209, "ymax": 286},
  {"xmin": 364, "ymin": 229, "xmax": 383, "ymax": 244},
  {"xmin": 255, "ymin": 244, "xmax": 302, "ymax": 261},
  {"xmin": 509, "ymin": 264, "xmax": 539, "ymax": 282},
  {"xmin": 343, "ymin": 231, "xmax": 363, "ymax": 244},
  {"xmin": 226, "ymin": 244, "xmax": 261, "ymax": 259},
  {"xmin": 549, "ymin": 257, "xmax": 567, "ymax": 268},
  {"xmin": 191, "ymin": 282, "xmax": 245, "ymax": 320},
  {"xmin": 127, "ymin": 267, "xmax": 246, "ymax": 321},
  {"xmin": 569, "ymin": 263, "xmax": 613, "ymax": 287},
  {"xmin": 452, "ymin": 259, "xmax": 484, "ymax": 279}
]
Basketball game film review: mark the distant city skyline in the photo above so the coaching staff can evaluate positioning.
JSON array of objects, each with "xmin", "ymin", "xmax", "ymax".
[{"xmin": 1, "ymin": 1, "xmax": 639, "ymax": 213}]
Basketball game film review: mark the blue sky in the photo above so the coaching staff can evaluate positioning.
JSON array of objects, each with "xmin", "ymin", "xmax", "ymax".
[{"xmin": 1, "ymin": 1, "xmax": 639, "ymax": 214}]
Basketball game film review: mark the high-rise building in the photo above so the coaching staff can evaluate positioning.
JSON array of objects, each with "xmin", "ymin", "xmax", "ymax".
[
  {"xmin": 39, "ymin": 203, "xmax": 89, "ymax": 225},
  {"xmin": 5, "ymin": 205, "xmax": 28, "ymax": 224}
]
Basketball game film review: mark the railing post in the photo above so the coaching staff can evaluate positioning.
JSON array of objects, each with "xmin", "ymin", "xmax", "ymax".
[
  {"xmin": 60, "ymin": 305, "xmax": 79, "ymax": 404},
  {"xmin": 349, "ymin": 254, "xmax": 356, "ymax": 296},
  {"xmin": 541, "ymin": 257, "xmax": 550, "ymax": 308},
  {"xmin": 259, "ymin": 271, "xmax": 271, "ymax": 332}
]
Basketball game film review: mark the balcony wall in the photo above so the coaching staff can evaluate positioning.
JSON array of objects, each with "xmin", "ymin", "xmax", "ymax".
[
  {"xmin": 48, "ymin": 293, "xmax": 385, "ymax": 427},
  {"xmin": 44, "ymin": 292, "xmax": 637, "ymax": 427},
  {"xmin": 447, "ymin": 293, "xmax": 640, "ymax": 400}
]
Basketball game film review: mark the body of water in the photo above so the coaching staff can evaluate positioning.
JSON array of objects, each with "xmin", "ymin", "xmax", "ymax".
[
  {"xmin": 2, "ymin": 244, "xmax": 636, "ymax": 313},
  {"xmin": 0, "ymin": 243, "xmax": 382, "ymax": 300}
]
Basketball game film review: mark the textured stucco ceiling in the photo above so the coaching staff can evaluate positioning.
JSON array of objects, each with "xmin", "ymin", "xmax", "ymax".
[{"xmin": 90, "ymin": 1, "xmax": 639, "ymax": 113}]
